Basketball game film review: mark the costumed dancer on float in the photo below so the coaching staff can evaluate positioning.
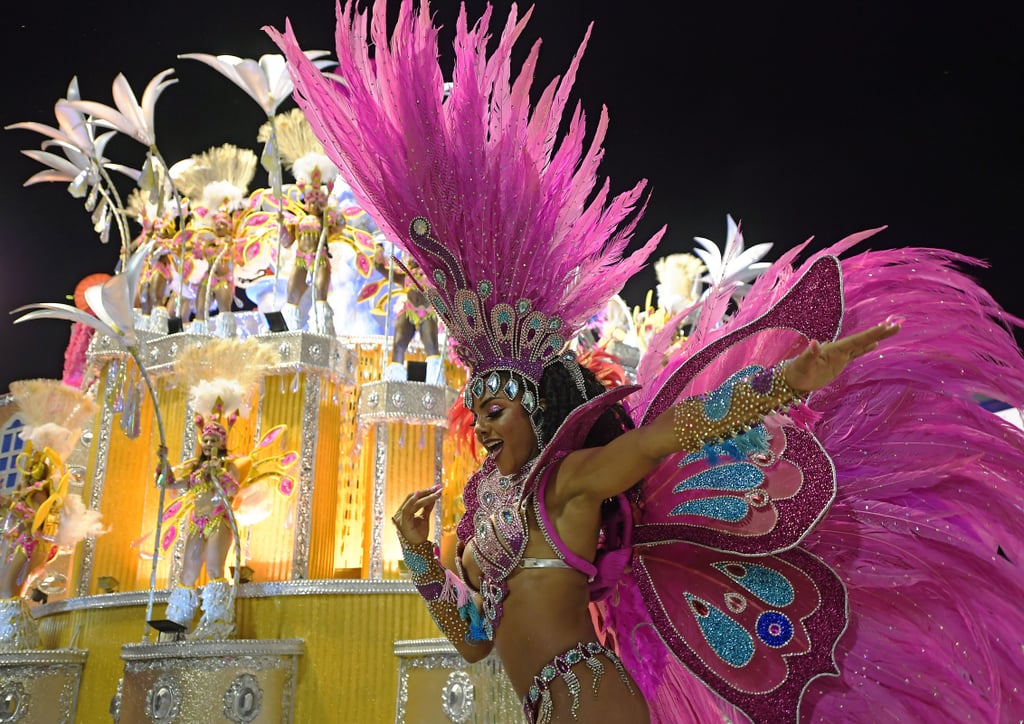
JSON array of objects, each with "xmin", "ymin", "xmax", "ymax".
[
  {"xmin": 171, "ymin": 144, "xmax": 265, "ymax": 337},
  {"xmin": 374, "ymin": 241, "xmax": 445, "ymax": 384},
  {"xmin": 1, "ymin": 380, "xmax": 105, "ymax": 651},
  {"xmin": 272, "ymin": 1, "xmax": 1024, "ymax": 722},
  {"xmin": 155, "ymin": 338, "xmax": 298, "ymax": 640},
  {"xmin": 125, "ymin": 187, "xmax": 186, "ymax": 334},
  {"xmin": 255, "ymin": 108, "xmax": 376, "ymax": 335}
]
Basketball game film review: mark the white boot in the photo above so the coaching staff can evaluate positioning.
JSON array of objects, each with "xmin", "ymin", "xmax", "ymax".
[
  {"xmin": 281, "ymin": 303, "xmax": 302, "ymax": 332},
  {"xmin": 215, "ymin": 312, "xmax": 237, "ymax": 338},
  {"xmin": 164, "ymin": 585, "xmax": 199, "ymax": 630},
  {"xmin": 189, "ymin": 579, "xmax": 236, "ymax": 641},
  {"xmin": 189, "ymin": 318, "xmax": 210, "ymax": 335},
  {"xmin": 383, "ymin": 362, "xmax": 407, "ymax": 381},
  {"xmin": 149, "ymin": 306, "xmax": 170, "ymax": 334},
  {"xmin": 0, "ymin": 597, "xmax": 40, "ymax": 651},
  {"xmin": 312, "ymin": 300, "xmax": 335, "ymax": 335},
  {"xmin": 424, "ymin": 355, "xmax": 445, "ymax": 385}
]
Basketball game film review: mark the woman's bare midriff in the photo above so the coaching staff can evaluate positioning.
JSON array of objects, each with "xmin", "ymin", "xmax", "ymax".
[{"xmin": 495, "ymin": 568, "xmax": 650, "ymax": 722}]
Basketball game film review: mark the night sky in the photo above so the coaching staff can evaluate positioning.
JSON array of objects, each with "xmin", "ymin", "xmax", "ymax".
[{"xmin": 2, "ymin": 1, "xmax": 1021, "ymax": 392}]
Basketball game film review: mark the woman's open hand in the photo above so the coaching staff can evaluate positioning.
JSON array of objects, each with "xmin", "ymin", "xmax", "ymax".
[
  {"xmin": 391, "ymin": 484, "xmax": 443, "ymax": 544},
  {"xmin": 784, "ymin": 318, "xmax": 902, "ymax": 393}
]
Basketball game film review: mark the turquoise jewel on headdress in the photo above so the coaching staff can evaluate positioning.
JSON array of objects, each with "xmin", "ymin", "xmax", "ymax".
[
  {"xmin": 522, "ymin": 389, "xmax": 536, "ymax": 413},
  {"xmin": 472, "ymin": 377, "xmax": 485, "ymax": 398},
  {"xmin": 485, "ymin": 372, "xmax": 501, "ymax": 395},
  {"xmin": 503, "ymin": 377, "xmax": 519, "ymax": 400},
  {"xmin": 432, "ymin": 269, "xmax": 447, "ymax": 289},
  {"xmin": 478, "ymin": 280, "xmax": 493, "ymax": 298}
]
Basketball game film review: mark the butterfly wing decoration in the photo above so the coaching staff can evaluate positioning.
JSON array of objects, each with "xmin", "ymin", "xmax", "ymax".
[
  {"xmin": 632, "ymin": 541, "xmax": 845, "ymax": 723},
  {"xmin": 622, "ymin": 255, "xmax": 848, "ymax": 721},
  {"xmin": 632, "ymin": 255, "xmax": 843, "ymax": 553},
  {"xmin": 232, "ymin": 424, "xmax": 299, "ymax": 527}
]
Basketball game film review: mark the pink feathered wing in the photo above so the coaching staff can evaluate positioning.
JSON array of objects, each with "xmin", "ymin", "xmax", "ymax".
[{"xmin": 611, "ymin": 228, "xmax": 1024, "ymax": 722}]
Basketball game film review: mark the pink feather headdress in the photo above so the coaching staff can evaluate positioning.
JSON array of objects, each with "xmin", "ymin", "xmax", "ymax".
[{"xmin": 267, "ymin": 0, "xmax": 664, "ymax": 407}]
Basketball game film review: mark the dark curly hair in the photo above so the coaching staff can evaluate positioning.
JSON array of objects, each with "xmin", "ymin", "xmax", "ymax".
[{"xmin": 537, "ymin": 357, "xmax": 635, "ymax": 448}]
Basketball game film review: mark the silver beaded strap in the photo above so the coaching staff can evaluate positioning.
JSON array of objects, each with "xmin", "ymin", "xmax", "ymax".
[{"xmin": 522, "ymin": 641, "xmax": 634, "ymax": 723}]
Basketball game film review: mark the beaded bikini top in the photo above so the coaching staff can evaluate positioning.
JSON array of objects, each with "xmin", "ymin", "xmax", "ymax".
[
  {"xmin": 466, "ymin": 457, "xmax": 540, "ymax": 587},
  {"xmin": 459, "ymin": 453, "xmax": 604, "ymax": 639}
]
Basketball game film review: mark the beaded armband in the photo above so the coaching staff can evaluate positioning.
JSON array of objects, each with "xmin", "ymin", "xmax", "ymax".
[
  {"xmin": 672, "ymin": 362, "xmax": 805, "ymax": 454},
  {"xmin": 398, "ymin": 535, "xmax": 489, "ymax": 644}
]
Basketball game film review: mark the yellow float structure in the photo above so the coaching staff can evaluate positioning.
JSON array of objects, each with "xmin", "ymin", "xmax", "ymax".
[{"xmin": 1, "ymin": 318, "xmax": 522, "ymax": 723}]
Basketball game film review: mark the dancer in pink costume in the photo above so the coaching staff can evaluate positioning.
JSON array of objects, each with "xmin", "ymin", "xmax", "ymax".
[{"xmin": 270, "ymin": 2, "xmax": 1024, "ymax": 721}]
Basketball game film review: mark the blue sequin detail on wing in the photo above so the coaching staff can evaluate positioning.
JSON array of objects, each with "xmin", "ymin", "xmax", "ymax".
[
  {"xmin": 701, "ymin": 365, "xmax": 763, "ymax": 420},
  {"xmin": 755, "ymin": 610, "xmax": 794, "ymax": 647},
  {"xmin": 674, "ymin": 463, "xmax": 764, "ymax": 493},
  {"xmin": 671, "ymin": 496, "xmax": 749, "ymax": 521},
  {"xmin": 685, "ymin": 593, "xmax": 755, "ymax": 667},
  {"xmin": 714, "ymin": 562, "xmax": 795, "ymax": 607},
  {"xmin": 680, "ymin": 425, "xmax": 770, "ymax": 466}
]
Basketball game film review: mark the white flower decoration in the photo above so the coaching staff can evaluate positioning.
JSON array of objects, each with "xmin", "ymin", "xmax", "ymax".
[
  {"xmin": 693, "ymin": 214, "xmax": 773, "ymax": 295},
  {"xmin": 63, "ymin": 69, "xmax": 178, "ymax": 147},
  {"xmin": 179, "ymin": 51, "xmax": 334, "ymax": 117},
  {"xmin": 6, "ymin": 77, "xmax": 140, "ymax": 188}
]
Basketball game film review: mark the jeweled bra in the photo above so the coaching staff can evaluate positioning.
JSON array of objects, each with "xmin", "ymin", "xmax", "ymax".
[{"xmin": 460, "ymin": 456, "xmax": 540, "ymax": 639}]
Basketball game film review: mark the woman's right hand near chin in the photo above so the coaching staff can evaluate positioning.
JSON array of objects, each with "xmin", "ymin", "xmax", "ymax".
[{"xmin": 391, "ymin": 484, "xmax": 443, "ymax": 544}]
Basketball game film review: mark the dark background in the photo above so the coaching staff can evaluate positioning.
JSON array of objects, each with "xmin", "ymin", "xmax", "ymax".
[{"xmin": 2, "ymin": 1, "xmax": 1021, "ymax": 392}]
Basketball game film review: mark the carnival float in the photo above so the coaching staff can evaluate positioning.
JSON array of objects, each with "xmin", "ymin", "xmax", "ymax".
[{"xmin": 0, "ymin": 51, "xmax": 507, "ymax": 723}]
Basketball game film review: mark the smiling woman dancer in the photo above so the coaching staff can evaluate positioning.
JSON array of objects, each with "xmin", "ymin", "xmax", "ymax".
[{"xmin": 271, "ymin": 2, "xmax": 1024, "ymax": 722}]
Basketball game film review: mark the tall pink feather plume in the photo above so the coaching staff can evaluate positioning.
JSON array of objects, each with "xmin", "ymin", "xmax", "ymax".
[
  {"xmin": 266, "ymin": 0, "xmax": 664, "ymax": 336},
  {"xmin": 798, "ymin": 242, "xmax": 1024, "ymax": 718}
]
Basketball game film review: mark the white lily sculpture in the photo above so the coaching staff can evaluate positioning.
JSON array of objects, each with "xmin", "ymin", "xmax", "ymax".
[
  {"xmin": 178, "ymin": 51, "xmax": 333, "ymax": 118},
  {"xmin": 6, "ymin": 77, "xmax": 142, "ymax": 248},
  {"xmin": 11, "ymin": 241, "xmax": 175, "ymax": 636},
  {"xmin": 64, "ymin": 68, "xmax": 176, "ymax": 148},
  {"xmin": 62, "ymin": 68, "xmax": 179, "ymax": 205},
  {"xmin": 693, "ymin": 214, "xmax": 773, "ymax": 302},
  {"xmin": 60, "ymin": 68, "xmax": 188, "ymax": 301}
]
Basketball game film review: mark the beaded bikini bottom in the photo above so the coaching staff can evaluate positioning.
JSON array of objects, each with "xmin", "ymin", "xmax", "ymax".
[{"xmin": 522, "ymin": 641, "xmax": 634, "ymax": 724}]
